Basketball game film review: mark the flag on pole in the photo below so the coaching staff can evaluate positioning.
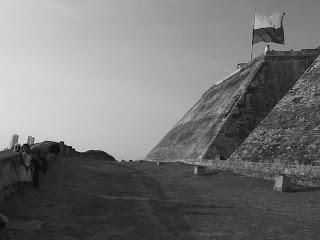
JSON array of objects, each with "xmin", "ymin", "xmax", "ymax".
[{"xmin": 252, "ymin": 12, "xmax": 285, "ymax": 45}]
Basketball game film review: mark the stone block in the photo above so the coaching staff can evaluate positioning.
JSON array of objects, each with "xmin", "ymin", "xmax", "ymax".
[
  {"xmin": 194, "ymin": 166, "xmax": 206, "ymax": 176},
  {"xmin": 274, "ymin": 174, "xmax": 292, "ymax": 192}
]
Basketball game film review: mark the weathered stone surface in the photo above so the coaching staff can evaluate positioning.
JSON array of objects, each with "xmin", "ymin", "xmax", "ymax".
[
  {"xmin": 230, "ymin": 54, "xmax": 320, "ymax": 166},
  {"xmin": 147, "ymin": 49, "xmax": 320, "ymax": 160},
  {"xmin": 81, "ymin": 150, "xmax": 116, "ymax": 161}
]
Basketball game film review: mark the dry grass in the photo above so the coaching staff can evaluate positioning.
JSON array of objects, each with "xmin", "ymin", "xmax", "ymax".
[{"xmin": 1, "ymin": 158, "xmax": 320, "ymax": 239}]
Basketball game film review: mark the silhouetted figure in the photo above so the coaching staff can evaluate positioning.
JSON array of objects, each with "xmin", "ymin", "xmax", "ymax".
[
  {"xmin": 264, "ymin": 44, "xmax": 271, "ymax": 54},
  {"xmin": 31, "ymin": 153, "xmax": 44, "ymax": 189},
  {"xmin": 17, "ymin": 144, "xmax": 33, "ymax": 185}
]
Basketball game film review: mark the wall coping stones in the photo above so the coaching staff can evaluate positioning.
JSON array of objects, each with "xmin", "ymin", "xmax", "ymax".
[{"xmin": 146, "ymin": 158, "xmax": 320, "ymax": 186}]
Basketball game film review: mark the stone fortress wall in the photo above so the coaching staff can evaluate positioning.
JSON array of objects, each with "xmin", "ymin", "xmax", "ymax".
[
  {"xmin": 147, "ymin": 48, "xmax": 320, "ymax": 161},
  {"xmin": 230, "ymin": 53, "xmax": 320, "ymax": 165},
  {"xmin": 147, "ymin": 48, "xmax": 320, "ymax": 184}
]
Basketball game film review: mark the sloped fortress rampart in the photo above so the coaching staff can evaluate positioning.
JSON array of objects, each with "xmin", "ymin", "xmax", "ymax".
[
  {"xmin": 147, "ymin": 49, "xmax": 320, "ymax": 160},
  {"xmin": 230, "ymin": 53, "xmax": 320, "ymax": 165}
]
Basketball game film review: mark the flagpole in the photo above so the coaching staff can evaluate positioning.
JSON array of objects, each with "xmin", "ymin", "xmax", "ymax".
[{"xmin": 250, "ymin": 9, "xmax": 256, "ymax": 61}]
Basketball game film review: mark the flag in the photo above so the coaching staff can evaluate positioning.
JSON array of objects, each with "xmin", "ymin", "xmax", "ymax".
[{"xmin": 252, "ymin": 12, "xmax": 285, "ymax": 45}]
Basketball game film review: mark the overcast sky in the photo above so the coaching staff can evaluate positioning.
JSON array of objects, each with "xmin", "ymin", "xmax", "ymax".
[{"xmin": 0, "ymin": 0, "xmax": 319, "ymax": 160}]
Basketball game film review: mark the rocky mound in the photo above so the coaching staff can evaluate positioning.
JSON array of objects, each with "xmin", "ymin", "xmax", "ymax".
[{"xmin": 82, "ymin": 150, "xmax": 116, "ymax": 161}]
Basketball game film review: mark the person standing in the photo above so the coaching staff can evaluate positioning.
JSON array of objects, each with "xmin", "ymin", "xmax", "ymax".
[
  {"xmin": 30, "ymin": 153, "xmax": 43, "ymax": 189},
  {"xmin": 17, "ymin": 144, "xmax": 33, "ymax": 185},
  {"xmin": 264, "ymin": 44, "xmax": 271, "ymax": 54},
  {"xmin": 17, "ymin": 143, "xmax": 43, "ymax": 189}
]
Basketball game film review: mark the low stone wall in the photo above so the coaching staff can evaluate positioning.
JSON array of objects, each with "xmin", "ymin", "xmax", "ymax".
[
  {"xmin": 0, "ymin": 142, "xmax": 79, "ymax": 203},
  {"xmin": 150, "ymin": 158, "xmax": 320, "ymax": 186},
  {"xmin": 0, "ymin": 151, "xmax": 20, "ymax": 202}
]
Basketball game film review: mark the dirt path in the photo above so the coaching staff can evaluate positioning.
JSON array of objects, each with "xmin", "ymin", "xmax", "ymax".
[{"xmin": 1, "ymin": 158, "xmax": 320, "ymax": 240}]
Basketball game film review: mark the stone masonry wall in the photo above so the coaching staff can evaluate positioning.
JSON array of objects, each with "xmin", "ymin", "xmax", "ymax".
[
  {"xmin": 152, "ymin": 158, "xmax": 320, "ymax": 186},
  {"xmin": 147, "ymin": 49, "xmax": 320, "ymax": 160},
  {"xmin": 230, "ymin": 54, "xmax": 320, "ymax": 165},
  {"xmin": 147, "ymin": 56, "xmax": 264, "ymax": 160},
  {"xmin": 203, "ymin": 51, "xmax": 319, "ymax": 159}
]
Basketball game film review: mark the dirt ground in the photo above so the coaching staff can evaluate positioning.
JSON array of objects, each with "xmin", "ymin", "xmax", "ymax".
[{"xmin": 1, "ymin": 157, "xmax": 320, "ymax": 240}]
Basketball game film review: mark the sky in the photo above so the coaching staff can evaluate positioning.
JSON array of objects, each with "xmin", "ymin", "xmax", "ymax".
[{"xmin": 0, "ymin": 0, "xmax": 319, "ymax": 160}]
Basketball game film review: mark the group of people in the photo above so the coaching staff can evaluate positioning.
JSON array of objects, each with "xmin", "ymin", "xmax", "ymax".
[{"xmin": 15, "ymin": 143, "xmax": 60, "ymax": 189}]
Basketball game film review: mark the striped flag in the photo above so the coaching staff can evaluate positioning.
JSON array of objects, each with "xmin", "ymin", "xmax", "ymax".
[{"xmin": 252, "ymin": 12, "xmax": 285, "ymax": 45}]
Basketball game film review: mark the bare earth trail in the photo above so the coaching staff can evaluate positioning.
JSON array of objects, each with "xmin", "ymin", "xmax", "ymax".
[{"xmin": 1, "ymin": 157, "xmax": 320, "ymax": 240}]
